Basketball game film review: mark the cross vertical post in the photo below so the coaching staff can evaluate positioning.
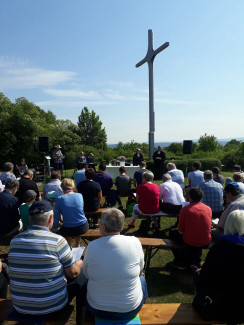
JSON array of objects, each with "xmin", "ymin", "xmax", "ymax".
[{"xmin": 136, "ymin": 29, "xmax": 169, "ymax": 160}]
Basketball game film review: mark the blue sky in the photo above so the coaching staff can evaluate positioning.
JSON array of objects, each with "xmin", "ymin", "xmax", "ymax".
[{"xmin": 1, "ymin": 0, "xmax": 243, "ymax": 144}]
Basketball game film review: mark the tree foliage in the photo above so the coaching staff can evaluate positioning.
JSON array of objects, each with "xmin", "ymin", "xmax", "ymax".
[
  {"xmin": 77, "ymin": 107, "xmax": 107, "ymax": 150},
  {"xmin": 198, "ymin": 133, "xmax": 220, "ymax": 152}
]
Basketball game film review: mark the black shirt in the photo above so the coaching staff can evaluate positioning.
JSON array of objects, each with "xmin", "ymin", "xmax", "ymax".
[
  {"xmin": 77, "ymin": 180, "xmax": 101, "ymax": 212},
  {"xmin": 0, "ymin": 190, "xmax": 20, "ymax": 235},
  {"xmin": 15, "ymin": 178, "xmax": 39, "ymax": 205}
]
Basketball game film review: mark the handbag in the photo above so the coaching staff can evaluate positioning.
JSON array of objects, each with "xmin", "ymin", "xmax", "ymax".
[{"xmin": 192, "ymin": 291, "xmax": 220, "ymax": 321}]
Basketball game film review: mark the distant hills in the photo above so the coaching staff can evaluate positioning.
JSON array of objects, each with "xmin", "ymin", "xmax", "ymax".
[{"xmin": 108, "ymin": 137, "xmax": 244, "ymax": 149}]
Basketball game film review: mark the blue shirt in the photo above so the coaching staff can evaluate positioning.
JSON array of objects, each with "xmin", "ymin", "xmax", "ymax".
[
  {"xmin": 188, "ymin": 170, "xmax": 204, "ymax": 187},
  {"xmin": 74, "ymin": 170, "xmax": 86, "ymax": 186},
  {"xmin": 199, "ymin": 179, "xmax": 223, "ymax": 212},
  {"xmin": 53, "ymin": 193, "xmax": 87, "ymax": 229},
  {"xmin": 9, "ymin": 226, "xmax": 74, "ymax": 315}
]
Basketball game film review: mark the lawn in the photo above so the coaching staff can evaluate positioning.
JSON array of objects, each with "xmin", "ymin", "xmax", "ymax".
[{"xmin": 0, "ymin": 171, "xmax": 233, "ymax": 324}]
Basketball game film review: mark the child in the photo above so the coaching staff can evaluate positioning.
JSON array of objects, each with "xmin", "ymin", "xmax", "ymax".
[{"xmin": 19, "ymin": 190, "xmax": 37, "ymax": 230}]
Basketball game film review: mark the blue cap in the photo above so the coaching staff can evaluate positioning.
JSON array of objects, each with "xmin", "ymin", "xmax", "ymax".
[
  {"xmin": 224, "ymin": 182, "xmax": 240, "ymax": 190},
  {"xmin": 46, "ymin": 191, "xmax": 57, "ymax": 201},
  {"xmin": 29, "ymin": 200, "xmax": 53, "ymax": 215}
]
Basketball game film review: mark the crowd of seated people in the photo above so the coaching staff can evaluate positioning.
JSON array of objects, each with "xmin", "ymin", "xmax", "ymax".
[{"xmin": 1, "ymin": 159, "xmax": 244, "ymax": 323}]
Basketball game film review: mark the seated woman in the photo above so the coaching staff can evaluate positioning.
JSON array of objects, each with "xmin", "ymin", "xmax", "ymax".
[
  {"xmin": 53, "ymin": 178, "xmax": 89, "ymax": 247},
  {"xmin": 193, "ymin": 209, "xmax": 244, "ymax": 322},
  {"xmin": 83, "ymin": 208, "xmax": 148, "ymax": 320}
]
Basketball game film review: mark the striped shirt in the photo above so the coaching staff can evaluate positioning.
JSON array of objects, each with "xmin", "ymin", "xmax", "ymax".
[{"xmin": 9, "ymin": 225, "xmax": 74, "ymax": 315}]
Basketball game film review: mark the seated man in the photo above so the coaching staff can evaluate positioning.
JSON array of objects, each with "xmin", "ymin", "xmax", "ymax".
[
  {"xmin": 74, "ymin": 162, "xmax": 88, "ymax": 187},
  {"xmin": 169, "ymin": 188, "xmax": 212, "ymax": 269},
  {"xmin": 233, "ymin": 172, "xmax": 244, "ymax": 194},
  {"xmin": 94, "ymin": 163, "xmax": 113, "ymax": 199},
  {"xmin": 0, "ymin": 162, "xmax": 16, "ymax": 185},
  {"xmin": 212, "ymin": 182, "xmax": 244, "ymax": 242},
  {"xmin": 15, "ymin": 169, "xmax": 40, "ymax": 205},
  {"xmin": 166, "ymin": 162, "xmax": 185, "ymax": 190},
  {"xmin": 128, "ymin": 171, "xmax": 160, "ymax": 228},
  {"xmin": 8, "ymin": 201, "xmax": 86, "ymax": 315},
  {"xmin": 115, "ymin": 166, "xmax": 131, "ymax": 209},
  {"xmin": 77, "ymin": 168, "xmax": 102, "ymax": 212},
  {"xmin": 199, "ymin": 170, "xmax": 223, "ymax": 219},
  {"xmin": 76, "ymin": 151, "xmax": 87, "ymax": 165},
  {"xmin": 188, "ymin": 161, "xmax": 204, "ymax": 188},
  {"xmin": 43, "ymin": 171, "xmax": 63, "ymax": 199},
  {"xmin": 159, "ymin": 174, "xmax": 185, "ymax": 215},
  {"xmin": 133, "ymin": 161, "xmax": 148, "ymax": 188},
  {"xmin": 0, "ymin": 179, "xmax": 22, "ymax": 236}
]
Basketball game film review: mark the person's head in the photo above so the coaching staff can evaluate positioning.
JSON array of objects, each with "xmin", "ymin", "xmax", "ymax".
[
  {"xmin": 20, "ymin": 158, "xmax": 26, "ymax": 166},
  {"xmin": 224, "ymin": 182, "xmax": 242, "ymax": 197},
  {"xmin": 158, "ymin": 146, "xmax": 162, "ymax": 151},
  {"xmin": 212, "ymin": 166, "xmax": 220, "ymax": 175},
  {"xmin": 188, "ymin": 187, "xmax": 203, "ymax": 203},
  {"xmin": 80, "ymin": 151, "xmax": 84, "ymax": 156},
  {"xmin": 88, "ymin": 153, "xmax": 94, "ymax": 158},
  {"xmin": 55, "ymin": 144, "xmax": 61, "ymax": 149},
  {"xmin": 192, "ymin": 161, "xmax": 201, "ymax": 170},
  {"xmin": 224, "ymin": 210, "xmax": 244, "ymax": 236},
  {"xmin": 162, "ymin": 174, "xmax": 172, "ymax": 182},
  {"xmin": 233, "ymin": 165, "xmax": 241, "ymax": 172},
  {"xmin": 119, "ymin": 166, "xmax": 126, "ymax": 174},
  {"xmin": 77, "ymin": 162, "xmax": 88, "ymax": 170},
  {"xmin": 100, "ymin": 208, "xmax": 124, "ymax": 234},
  {"xmin": 29, "ymin": 201, "xmax": 53, "ymax": 228},
  {"xmin": 46, "ymin": 191, "xmax": 57, "ymax": 202},
  {"xmin": 142, "ymin": 170, "xmax": 154, "ymax": 183},
  {"xmin": 99, "ymin": 163, "xmax": 106, "ymax": 172},
  {"xmin": 233, "ymin": 172, "xmax": 244, "ymax": 183},
  {"xmin": 204, "ymin": 170, "xmax": 213, "ymax": 180},
  {"xmin": 23, "ymin": 190, "xmax": 37, "ymax": 204},
  {"xmin": 61, "ymin": 178, "xmax": 74, "ymax": 191},
  {"xmin": 136, "ymin": 148, "xmax": 141, "ymax": 154},
  {"xmin": 139, "ymin": 161, "xmax": 147, "ymax": 169},
  {"xmin": 4, "ymin": 162, "xmax": 14, "ymax": 172},
  {"xmin": 225, "ymin": 177, "xmax": 233, "ymax": 187},
  {"xmin": 51, "ymin": 171, "xmax": 60, "ymax": 180},
  {"xmin": 5, "ymin": 178, "xmax": 19, "ymax": 194},
  {"xmin": 23, "ymin": 169, "xmax": 34, "ymax": 179},
  {"xmin": 167, "ymin": 162, "xmax": 176, "ymax": 171},
  {"xmin": 85, "ymin": 168, "xmax": 95, "ymax": 180}
]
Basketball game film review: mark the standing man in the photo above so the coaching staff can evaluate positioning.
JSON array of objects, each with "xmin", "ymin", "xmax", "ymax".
[
  {"xmin": 53, "ymin": 144, "xmax": 64, "ymax": 176},
  {"xmin": 153, "ymin": 146, "xmax": 166, "ymax": 180},
  {"xmin": 8, "ymin": 200, "xmax": 86, "ymax": 315},
  {"xmin": 133, "ymin": 148, "xmax": 144, "ymax": 166}
]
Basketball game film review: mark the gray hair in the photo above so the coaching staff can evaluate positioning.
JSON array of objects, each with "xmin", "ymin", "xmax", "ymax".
[
  {"xmin": 142, "ymin": 170, "xmax": 154, "ymax": 182},
  {"xmin": 100, "ymin": 208, "xmax": 125, "ymax": 233},
  {"xmin": 224, "ymin": 210, "xmax": 244, "ymax": 236},
  {"xmin": 4, "ymin": 162, "xmax": 14, "ymax": 172},
  {"xmin": 167, "ymin": 162, "xmax": 176, "ymax": 170},
  {"xmin": 24, "ymin": 169, "xmax": 33, "ymax": 176},
  {"xmin": 5, "ymin": 178, "xmax": 19, "ymax": 190},
  {"xmin": 204, "ymin": 170, "xmax": 213, "ymax": 180},
  {"xmin": 29, "ymin": 210, "xmax": 53, "ymax": 227},
  {"xmin": 162, "ymin": 173, "xmax": 172, "ymax": 182},
  {"xmin": 233, "ymin": 172, "xmax": 244, "ymax": 183}
]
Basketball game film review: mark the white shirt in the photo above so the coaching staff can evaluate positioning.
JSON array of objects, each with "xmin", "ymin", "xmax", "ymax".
[
  {"xmin": 43, "ymin": 179, "xmax": 63, "ymax": 198},
  {"xmin": 83, "ymin": 235, "xmax": 144, "ymax": 312},
  {"xmin": 167, "ymin": 168, "xmax": 185, "ymax": 189},
  {"xmin": 237, "ymin": 182, "xmax": 244, "ymax": 194},
  {"xmin": 159, "ymin": 180, "xmax": 185, "ymax": 205}
]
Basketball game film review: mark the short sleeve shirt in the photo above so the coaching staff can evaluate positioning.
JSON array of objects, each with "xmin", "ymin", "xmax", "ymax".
[{"xmin": 137, "ymin": 183, "xmax": 160, "ymax": 214}]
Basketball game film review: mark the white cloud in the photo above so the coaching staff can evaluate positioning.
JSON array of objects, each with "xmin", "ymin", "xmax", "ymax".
[
  {"xmin": 43, "ymin": 88, "xmax": 100, "ymax": 98},
  {"xmin": 0, "ymin": 57, "xmax": 76, "ymax": 89}
]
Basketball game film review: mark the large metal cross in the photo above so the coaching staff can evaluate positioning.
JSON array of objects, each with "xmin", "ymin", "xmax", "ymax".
[{"xmin": 136, "ymin": 29, "xmax": 169, "ymax": 160}]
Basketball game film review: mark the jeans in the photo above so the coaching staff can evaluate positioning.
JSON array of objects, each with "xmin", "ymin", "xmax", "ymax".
[{"xmin": 86, "ymin": 275, "xmax": 148, "ymax": 320}]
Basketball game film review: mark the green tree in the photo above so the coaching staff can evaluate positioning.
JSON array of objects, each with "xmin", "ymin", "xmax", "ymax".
[
  {"xmin": 198, "ymin": 133, "xmax": 220, "ymax": 152},
  {"xmin": 165, "ymin": 142, "xmax": 183, "ymax": 155},
  {"xmin": 77, "ymin": 107, "xmax": 107, "ymax": 150}
]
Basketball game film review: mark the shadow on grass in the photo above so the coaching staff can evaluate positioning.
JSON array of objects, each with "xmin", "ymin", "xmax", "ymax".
[{"xmin": 146, "ymin": 266, "xmax": 195, "ymax": 299}]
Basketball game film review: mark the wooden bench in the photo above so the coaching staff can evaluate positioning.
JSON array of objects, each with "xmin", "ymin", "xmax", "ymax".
[
  {"xmin": 78, "ymin": 303, "xmax": 225, "ymax": 325},
  {"xmin": 0, "ymin": 298, "xmax": 74, "ymax": 325}
]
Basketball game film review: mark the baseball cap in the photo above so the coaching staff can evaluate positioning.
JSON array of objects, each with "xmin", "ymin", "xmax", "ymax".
[
  {"xmin": 224, "ymin": 182, "xmax": 240, "ymax": 190},
  {"xmin": 23, "ymin": 190, "xmax": 37, "ymax": 202},
  {"xmin": 46, "ymin": 191, "xmax": 58, "ymax": 201},
  {"xmin": 29, "ymin": 201, "xmax": 53, "ymax": 215}
]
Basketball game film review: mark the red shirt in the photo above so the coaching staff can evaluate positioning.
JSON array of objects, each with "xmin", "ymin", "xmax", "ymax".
[
  {"xmin": 178, "ymin": 202, "xmax": 212, "ymax": 247},
  {"xmin": 137, "ymin": 183, "xmax": 160, "ymax": 214}
]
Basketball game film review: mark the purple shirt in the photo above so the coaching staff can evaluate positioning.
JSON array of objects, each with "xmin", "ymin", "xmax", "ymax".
[{"xmin": 94, "ymin": 172, "xmax": 113, "ymax": 192}]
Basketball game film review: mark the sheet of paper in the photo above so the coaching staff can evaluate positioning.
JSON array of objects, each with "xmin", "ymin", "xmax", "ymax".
[
  {"xmin": 212, "ymin": 218, "xmax": 219, "ymax": 225},
  {"xmin": 72, "ymin": 246, "xmax": 85, "ymax": 261}
]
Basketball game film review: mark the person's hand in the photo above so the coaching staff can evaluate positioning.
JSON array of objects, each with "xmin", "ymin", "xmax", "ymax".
[
  {"xmin": 0, "ymin": 260, "xmax": 2, "ymax": 273},
  {"xmin": 75, "ymin": 260, "xmax": 83, "ymax": 269}
]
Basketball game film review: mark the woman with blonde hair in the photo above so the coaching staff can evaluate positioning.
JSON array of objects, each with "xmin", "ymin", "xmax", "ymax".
[{"xmin": 53, "ymin": 178, "xmax": 88, "ymax": 247}]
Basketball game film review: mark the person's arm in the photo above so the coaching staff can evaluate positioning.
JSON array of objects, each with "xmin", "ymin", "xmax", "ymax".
[
  {"xmin": 52, "ymin": 199, "xmax": 61, "ymax": 229},
  {"xmin": 98, "ymin": 190, "xmax": 102, "ymax": 203},
  {"xmin": 64, "ymin": 260, "xmax": 82, "ymax": 279},
  {"xmin": 136, "ymin": 193, "xmax": 140, "ymax": 203},
  {"xmin": 133, "ymin": 178, "xmax": 137, "ymax": 188}
]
